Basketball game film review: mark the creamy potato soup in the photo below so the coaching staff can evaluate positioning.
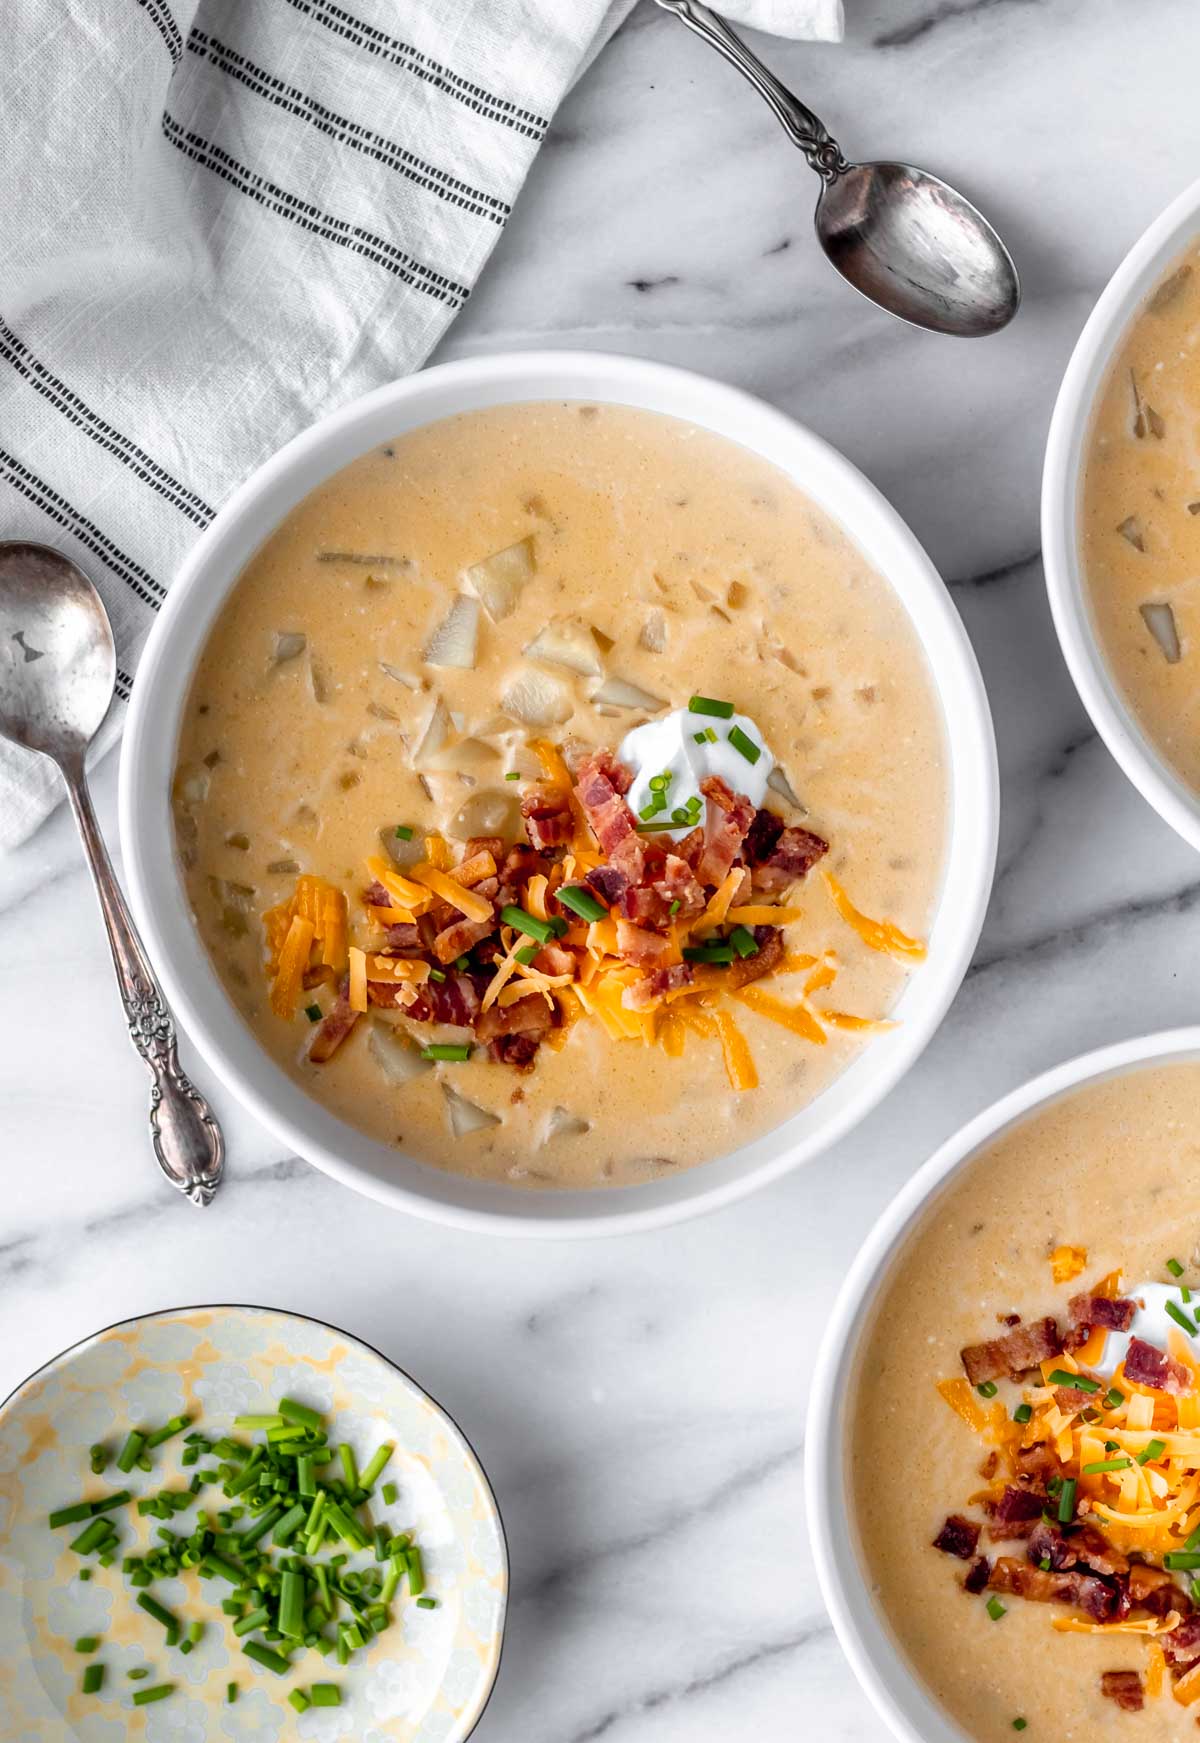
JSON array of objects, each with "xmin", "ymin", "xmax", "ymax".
[
  {"xmin": 852, "ymin": 1060, "xmax": 1200, "ymax": 1742},
  {"xmin": 1081, "ymin": 246, "xmax": 1200, "ymax": 791},
  {"xmin": 174, "ymin": 402, "xmax": 945, "ymax": 1188}
]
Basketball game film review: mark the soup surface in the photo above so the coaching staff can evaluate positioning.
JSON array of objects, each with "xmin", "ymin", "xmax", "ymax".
[
  {"xmin": 852, "ymin": 1059, "xmax": 1200, "ymax": 1742},
  {"xmin": 174, "ymin": 402, "xmax": 945, "ymax": 1187},
  {"xmin": 1081, "ymin": 245, "xmax": 1200, "ymax": 791}
]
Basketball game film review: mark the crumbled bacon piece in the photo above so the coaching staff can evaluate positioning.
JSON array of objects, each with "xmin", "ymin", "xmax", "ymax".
[
  {"xmin": 585, "ymin": 864, "xmax": 628, "ymax": 906},
  {"xmin": 932, "ymin": 1515, "xmax": 980, "ymax": 1560},
  {"xmin": 652, "ymin": 854, "xmax": 706, "ymax": 920},
  {"xmin": 1099, "ymin": 1671, "xmax": 1143, "ymax": 1712},
  {"xmin": 752, "ymin": 824, "xmax": 829, "ymax": 893},
  {"xmin": 624, "ymin": 962, "xmax": 694, "ymax": 1011},
  {"xmin": 433, "ymin": 915, "xmax": 495, "ymax": 965},
  {"xmin": 608, "ymin": 832, "xmax": 646, "ymax": 885},
  {"xmin": 1054, "ymin": 1383, "xmax": 1099, "ymax": 1414},
  {"xmin": 726, "ymin": 928, "xmax": 784, "ymax": 990},
  {"xmin": 521, "ymin": 787, "xmax": 574, "ymax": 850},
  {"xmin": 697, "ymin": 775, "xmax": 755, "ymax": 887},
  {"xmin": 575, "ymin": 752, "xmax": 638, "ymax": 855},
  {"xmin": 465, "ymin": 836, "xmax": 506, "ymax": 863},
  {"xmin": 743, "ymin": 807, "xmax": 785, "ymax": 865},
  {"xmin": 383, "ymin": 922, "xmax": 423, "ymax": 951},
  {"xmin": 1127, "ymin": 1564, "xmax": 1180, "ymax": 1616},
  {"xmin": 963, "ymin": 1556, "xmax": 991, "ymax": 1594},
  {"xmin": 1068, "ymin": 1293, "xmax": 1136, "ymax": 1333},
  {"xmin": 404, "ymin": 972, "xmax": 482, "ymax": 1027},
  {"xmin": 1014, "ymin": 1441, "xmax": 1062, "ymax": 1483},
  {"xmin": 1163, "ymin": 1615, "xmax": 1200, "ymax": 1667},
  {"xmin": 988, "ymin": 1555, "xmax": 1118, "ymax": 1621},
  {"xmin": 476, "ymin": 994, "xmax": 554, "ymax": 1046},
  {"xmin": 961, "ymin": 1316, "xmax": 1062, "ymax": 1385},
  {"xmin": 1027, "ymin": 1520, "xmax": 1128, "ymax": 1578},
  {"xmin": 489, "ymin": 1031, "xmax": 542, "ymax": 1068},
  {"xmin": 307, "ymin": 990, "xmax": 360, "ymax": 1063},
  {"xmin": 534, "ymin": 941, "xmax": 577, "ymax": 978},
  {"xmin": 615, "ymin": 918, "xmax": 671, "ymax": 968},
  {"xmin": 619, "ymin": 885, "xmax": 672, "ymax": 930},
  {"xmin": 987, "ymin": 1485, "xmax": 1044, "ymax": 1538},
  {"xmin": 673, "ymin": 825, "xmax": 706, "ymax": 869},
  {"xmin": 499, "ymin": 844, "xmax": 540, "ymax": 888},
  {"xmin": 363, "ymin": 879, "xmax": 392, "ymax": 908},
  {"xmin": 1123, "ymin": 1336, "xmax": 1191, "ymax": 1394}
]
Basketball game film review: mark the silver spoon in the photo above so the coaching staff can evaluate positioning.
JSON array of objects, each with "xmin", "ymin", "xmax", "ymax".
[
  {"xmin": 655, "ymin": 0, "xmax": 1020, "ymax": 337},
  {"xmin": 0, "ymin": 541, "xmax": 224, "ymax": 1206}
]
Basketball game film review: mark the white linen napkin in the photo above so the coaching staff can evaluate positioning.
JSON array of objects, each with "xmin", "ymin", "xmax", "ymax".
[{"xmin": 0, "ymin": 0, "xmax": 841, "ymax": 850}]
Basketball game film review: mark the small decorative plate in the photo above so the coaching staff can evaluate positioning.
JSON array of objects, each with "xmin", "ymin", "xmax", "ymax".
[{"xmin": 0, "ymin": 1305, "xmax": 506, "ymax": 1741}]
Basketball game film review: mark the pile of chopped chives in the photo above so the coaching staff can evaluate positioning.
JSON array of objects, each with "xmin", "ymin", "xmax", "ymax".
[{"xmin": 47, "ymin": 1396, "xmax": 436, "ymax": 1716}]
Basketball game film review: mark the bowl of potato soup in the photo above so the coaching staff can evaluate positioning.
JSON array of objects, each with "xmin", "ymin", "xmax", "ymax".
[
  {"xmin": 808, "ymin": 1028, "xmax": 1200, "ymax": 1743},
  {"xmin": 1044, "ymin": 177, "xmax": 1200, "ymax": 852},
  {"xmin": 120, "ymin": 351, "xmax": 996, "ymax": 1234}
]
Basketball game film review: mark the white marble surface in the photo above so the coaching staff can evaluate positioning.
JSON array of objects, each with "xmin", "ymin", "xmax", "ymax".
[{"xmin": 7, "ymin": 2, "xmax": 1200, "ymax": 1736}]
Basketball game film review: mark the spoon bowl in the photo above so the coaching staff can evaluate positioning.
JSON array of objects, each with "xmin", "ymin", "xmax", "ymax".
[
  {"xmin": 0, "ymin": 542, "xmax": 116, "ymax": 757},
  {"xmin": 817, "ymin": 161, "xmax": 1020, "ymax": 338},
  {"xmin": 657, "ymin": 0, "xmax": 1020, "ymax": 337},
  {"xmin": 0, "ymin": 538, "xmax": 224, "ymax": 1206}
]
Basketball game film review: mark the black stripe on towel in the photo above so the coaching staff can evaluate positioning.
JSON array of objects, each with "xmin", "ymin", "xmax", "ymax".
[
  {"xmin": 283, "ymin": 0, "xmax": 549, "ymax": 139},
  {"xmin": 0, "ymin": 449, "xmax": 167, "ymax": 614},
  {"xmin": 0, "ymin": 317, "xmax": 214, "ymax": 528},
  {"xmin": 161, "ymin": 115, "xmax": 468, "ymax": 305},
  {"xmin": 189, "ymin": 32, "xmax": 509, "ymax": 226},
  {"xmin": 136, "ymin": 0, "xmax": 184, "ymax": 64}
]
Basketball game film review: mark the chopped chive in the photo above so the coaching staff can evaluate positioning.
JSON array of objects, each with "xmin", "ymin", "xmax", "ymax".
[
  {"xmin": 428, "ymin": 967, "xmax": 447, "ymax": 984},
  {"xmin": 382, "ymin": 1482, "xmax": 398, "ymax": 1506},
  {"xmin": 416, "ymin": 1596, "xmax": 437, "ymax": 1609},
  {"xmin": 671, "ymin": 808, "xmax": 690, "ymax": 823},
  {"xmin": 233, "ymin": 1606, "xmax": 271, "ymax": 1637},
  {"xmin": 202, "ymin": 1551, "xmax": 245, "ymax": 1585},
  {"xmin": 233, "ymin": 1415, "xmax": 285, "ymax": 1432},
  {"xmin": 242, "ymin": 1641, "xmax": 292, "ymax": 1676},
  {"xmin": 638, "ymin": 802, "xmax": 660, "ymax": 821},
  {"xmin": 682, "ymin": 943, "xmax": 735, "ymax": 963},
  {"xmin": 420, "ymin": 1043, "xmax": 471, "ymax": 1062},
  {"xmin": 359, "ymin": 1443, "xmax": 395, "ymax": 1491},
  {"xmin": 1057, "ymin": 1477, "xmax": 1077, "ymax": 1523},
  {"xmin": 669, "ymin": 898, "xmax": 681, "ymax": 916},
  {"xmin": 727, "ymin": 724, "xmax": 761, "ymax": 765},
  {"xmin": 1081, "ymin": 1457, "xmax": 1132, "ymax": 1474},
  {"xmin": 271, "ymin": 1502, "xmax": 308, "ymax": 1546},
  {"xmin": 688, "ymin": 695, "xmax": 734, "ymax": 718},
  {"xmin": 1012, "ymin": 1722, "xmax": 1027, "ymax": 1733},
  {"xmin": 1166, "ymin": 1299, "xmax": 1198, "ymax": 1336},
  {"xmin": 69, "ymin": 1517, "xmax": 115, "ymax": 1555},
  {"xmin": 1168, "ymin": 1257, "xmax": 1185, "ymax": 1278},
  {"xmin": 986, "ymin": 1597, "xmax": 1007, "ymax": 1621},
  {"xmin": 78, "ymin": 1568, "xmax": 91, "ymax": 1581},
  {"xmin": 144, "ymin": 1415, "xmax": 191, "ymax": 1450},
  {"xmin": 1138, "ymin": 1438, "xmax": 1167, "ymax": 1465},
  {"xmin": 1185, "ymin": 1521, "xmax": 1200, "ymax": 1552},
  {"xmin": 288, "ymin": 1690, "xmax": 311, "ymax": 1713},
  {"xmin": 339, "ymin": 1444, "xmax": 359, "ymax": 1491},
  {"xmin": 514, "ymin": 945, "xmax": 539, "ymax": 965},
  {"xmin": 648, "ymin": 774, "xmax": 670, "ymax": 792},
  {"xmin": 305, "ymin": 1003, "xmax": 322, "ymax": 1022},
  {"xmin": 1184, "ymin": 1285, "xmax": 1193, "ymax": 1304},
  {"xmin": 504, "ymin": 770, "xmax": 520, "ymax": 781},
  {"xmin": 393, "ymin": 825, "xmax": 414, "ymax": 840},
  {"xmin": 278, "ymin": 1398, "xmax": 322, "ymax": 1432},
  {"xmin": 311, "ymin": 1683, "xmax": 341, "ymax": 1707},
  {"xmin": 128, "ymin": 1669, "xmax": 150, "ymax": 1680},
  {"xmin": 1013, "ymin": 1403, "xmax": 1033, "ymax": 1424},
  {"xmin": 455, "ymin": 955, "xmax": 470, "ymax": 971},
  {"xmin": 1103, "ymin": 1387, "xmax": 1124, "ymax": 1409},
  {"xmin": 637, "ymin": 821, "xmax": 684, "ymax": 833},
  {"xmin": 132, "ymin": 1685, "xmax": 174, "ymax": 1706},
  {"xmin": 137, "ymin": 1593, "xmax": 178, "ymax": 1631},
  {"xmin": 1047, "ymin": 1370, "xmax": 1099, "ymax": 1393},
  {"xmin": 81, "ymin": 1664, "xmax": 104, "ymax": 1695},
  {"xmin": 74, "ymin": 1636, "xmax": 100, "ymax": 1653},
  {"xmin": 729, "ymin": 925, "xmax": 759, "ymax": 959},
  {"xmin": 703, "ymin": 727, "xmax": 717, "ymax": 744},
  {"xmin": 406, "ymin": 1546, "xmax": 425, "ymax": 1597},
  {"xmin": 1164, "ymin": 1551, "xmax": 1200, "ymax": 1570},
  {"xmin": 503, "ymin": 904, "xmax": 566, "ymax": 944},
  {"xmin": 693, "ymin": 730, "xmax": 707, "ymax": 744},
  {"xmin": 555, "ymin": 885, "xmax": 607, "ymax": 923},
  {"xmin": 976, "ymin": 1380, "xmax": 998, "ymax": 1399},
  {"xmin": 115, "ymin": 1430, "xmax": 146, "ymax": 1474},
  {"xmin": 227, "ymin": 1682, "xmax": 238, "ymax": 1704}
]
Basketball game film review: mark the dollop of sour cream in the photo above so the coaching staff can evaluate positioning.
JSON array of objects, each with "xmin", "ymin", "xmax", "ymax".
[
  {"xmin": 1090, "ymin": 1280, "xmax": 1200, "ymax": 1380},
  {"xmin": 619, "ymin": 707, "xmax": 775, "ymax": 841}
]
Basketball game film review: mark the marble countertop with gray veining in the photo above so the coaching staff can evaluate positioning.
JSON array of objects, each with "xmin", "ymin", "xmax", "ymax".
[{"xmin": 7, "ymin": 2, "xmax": 1200, "ymax": 1736}]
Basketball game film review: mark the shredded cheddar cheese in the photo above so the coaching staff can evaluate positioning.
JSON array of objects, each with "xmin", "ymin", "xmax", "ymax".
[
  {"xmin": 408, "ymin": 863, "xmax": 493, "ymax": 924},
  {"xmin": 271, "ymin": 915, "xmax": 315, "ymax": 1019},
  {"xmin": 937, "ymin": 1377, "xmax": 987, "ymax": 1433},
  {"xmin": 347, "ymin": 946, "xmax": 368, "ymax": 1013},
  {"xmin": 713, "ymin": 1008, "xmax": 757, "ymax": 1091},
  {"xmin": 1051, "ymin": 1244, "xmax": 1088, "ymax": 1284},
  {"xmin": 823, "ymin": 870, "xmax": 926, "ymax": 961},
  {"xmin": 365, "ymin": 856, "xmax": 433, "ymax": 914},
  {"xmin": 734, "ymin": 985, "xmax": 826, "ymax": 1045}
]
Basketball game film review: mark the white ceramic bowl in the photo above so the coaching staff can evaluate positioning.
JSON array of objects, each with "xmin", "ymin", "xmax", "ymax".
[
  {"xmin": 806, "ymin": 1025, "xmax": 1200, "ymax": 1743},
  {"xmin": 120, "ymin": 351, "xmax": 997, "ymax": 1236},
  {"xmin": 1044, "ymin": 176, "xmax": 1200, "ymax": 852}
]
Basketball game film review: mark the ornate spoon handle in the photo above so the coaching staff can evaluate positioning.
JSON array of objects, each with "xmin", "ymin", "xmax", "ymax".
[
  {"xmin": 62, "ymin": 760, "xmax": 225, "ymax": 1206},
  {"xmin": 654, "ymin": 0, "xmax": 849, "ymax": 180}
]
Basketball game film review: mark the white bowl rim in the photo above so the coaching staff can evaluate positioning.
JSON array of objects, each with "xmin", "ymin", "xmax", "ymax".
[
  {"xmin": 805, "ymin": 1023, "xmax": 1200, "ymax": 1743},
  {"xmin": 119, "ymin": 348, "xmax": 998, "ymax": 1237},
  {"xmin": 1043, "ymin": 174, "xmax": 1200, "ymax": 853}
]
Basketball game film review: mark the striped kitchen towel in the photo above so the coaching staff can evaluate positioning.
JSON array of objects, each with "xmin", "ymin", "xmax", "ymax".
[{"xmin": 0, "ymin": 0, "xmax": 842, "ymax": 850}]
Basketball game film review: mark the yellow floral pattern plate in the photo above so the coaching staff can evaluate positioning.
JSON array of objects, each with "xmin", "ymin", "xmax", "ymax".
[{"xmin": 0, "ymin": 1305, "xmax": 506, "ymax": 1741}]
